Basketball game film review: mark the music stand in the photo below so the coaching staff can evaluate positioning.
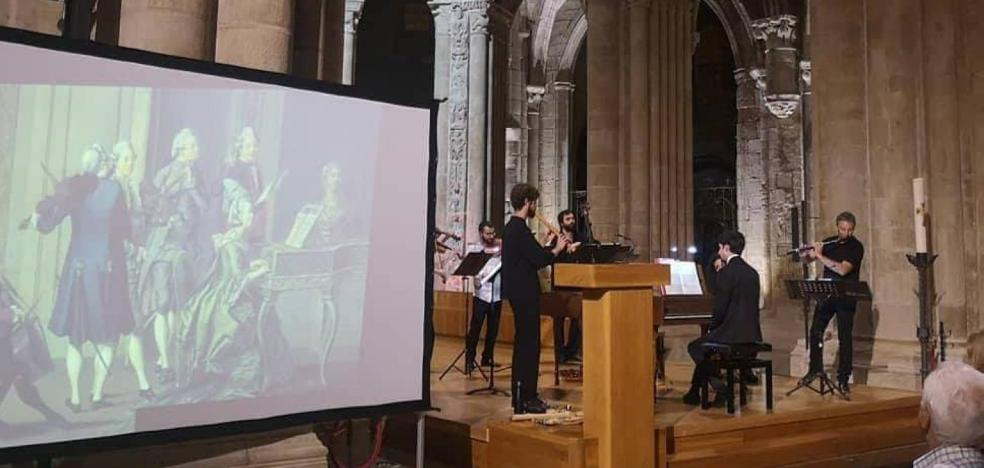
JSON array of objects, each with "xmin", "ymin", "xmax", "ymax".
[
  {"xmin": 785, "ymin": 279, "xmax": 871, "ymax": 401},
  {"xmin": 438, "ymin": 252, "xmax": 492, "ymax": 382}
]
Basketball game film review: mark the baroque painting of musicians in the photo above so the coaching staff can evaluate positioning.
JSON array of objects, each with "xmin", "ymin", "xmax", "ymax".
[{"xmin": 0, "ymin": 85, "xmax": 372, "ymax": 446}]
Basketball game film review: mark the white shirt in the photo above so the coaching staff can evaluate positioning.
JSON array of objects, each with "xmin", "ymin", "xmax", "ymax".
[
  {"xmin": 469, "ymin": 243, "xmax": 502, "ymax": 303},
  {"xmin": 725, "ymin": 253, "xmax": 739, "ymax": 264}
]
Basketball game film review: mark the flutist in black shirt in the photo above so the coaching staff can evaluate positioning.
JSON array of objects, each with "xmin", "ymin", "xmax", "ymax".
[
  {"xmin": 802, "ymin": 211, "xmax": 865, "ymax": 394},
  {"xmin": 502, "ymin": 184, "xmax": 568, "ymax": 414}
]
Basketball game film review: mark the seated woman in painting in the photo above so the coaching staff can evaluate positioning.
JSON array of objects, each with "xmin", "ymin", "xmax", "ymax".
[{"xmin": 166, "ymin": 179, "xmax": 289, "ymax": 404}]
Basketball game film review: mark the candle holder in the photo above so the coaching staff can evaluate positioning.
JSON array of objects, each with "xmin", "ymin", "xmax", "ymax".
[{"xmin": 905, "ymin": 252, "xmax": 937, "ymax": 382}]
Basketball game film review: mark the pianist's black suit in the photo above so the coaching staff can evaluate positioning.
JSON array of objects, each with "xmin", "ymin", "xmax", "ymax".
[{"xmin": 687, "ymin": 255, "xmax": 762, "ymax": 390}]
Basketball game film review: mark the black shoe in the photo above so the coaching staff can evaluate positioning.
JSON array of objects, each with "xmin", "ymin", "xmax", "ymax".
[
  {"xmin": 682, "ymin": 387, "xmax": 701, "ymax": 406},
  {"xmin": 709, "ymin": 390, "xmax": 729, "ymax": 408},
  {"xmin": 515, "ymin": 398, "xmax": 548, "ymax": 415},
  {"xmin": 838, "ymin": 380, "xmax": 851, "ymax": 395},
  {"xmin": 480, "ymin": 358, "xmax": 500, "ymax": 369}
]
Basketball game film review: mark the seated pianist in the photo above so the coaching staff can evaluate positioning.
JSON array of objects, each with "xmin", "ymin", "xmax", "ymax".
[{"xmin": 682, "ymin": 230, "xmax": 762, "ymax": 407}]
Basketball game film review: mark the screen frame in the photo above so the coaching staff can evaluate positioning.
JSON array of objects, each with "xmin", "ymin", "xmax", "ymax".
[{"xmin": 0, "ymin": 25, "xmax": 436, "ymax": 463}]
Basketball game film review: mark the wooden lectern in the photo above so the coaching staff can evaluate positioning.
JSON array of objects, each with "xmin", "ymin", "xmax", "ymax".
[{"xmin": 553, "ymin": 263, "xmax": 670, "ymax": 468}]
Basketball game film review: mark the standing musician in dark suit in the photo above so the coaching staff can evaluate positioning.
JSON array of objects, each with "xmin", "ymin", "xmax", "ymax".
[
  {"xmin": 502, "ymin": 184, "xmax": 568, "ymax": 414},
  {"xmin": 683, "ymin": 230, "xmax": 762, "ymax": 406},
  {"xmin": 803, "ymin": 211, "xmax": 864, "ymax": 394}
]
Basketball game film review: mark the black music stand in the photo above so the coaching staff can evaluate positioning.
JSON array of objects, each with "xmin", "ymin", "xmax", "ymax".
[
  {"xmin": 438, "ymin": 252, "xmax": 492, "ymax": 382},
  {"xmin": 784, "ymin": 279, "xmax": 871, "ymax": 401}
]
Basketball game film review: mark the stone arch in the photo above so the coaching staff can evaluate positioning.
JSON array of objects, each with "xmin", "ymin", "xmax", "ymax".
[{"xmin": 702, "ymin": 0, "xmax": 761, "ymax": 70}]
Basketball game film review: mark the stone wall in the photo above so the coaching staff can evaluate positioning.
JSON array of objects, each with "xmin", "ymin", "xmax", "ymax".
[{"xmin": 809, "ymin": 0, "xmax": 984, "ymax": 389}]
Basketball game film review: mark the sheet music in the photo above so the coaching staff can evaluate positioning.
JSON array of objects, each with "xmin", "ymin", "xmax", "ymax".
[
  {"xmin": 655, "ymin": 259, "xmax": 703, "ymax": 295},
  {"xmin": 476, "ymin": 256, "xmax": 501, "ymax": 285}
]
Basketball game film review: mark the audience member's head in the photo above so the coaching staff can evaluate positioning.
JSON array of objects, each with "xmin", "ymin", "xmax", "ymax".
[
  {"xmin": 967, "ymin": 329, "xmax": 984, "ymax": 373},
  {"xmin": 918, "ymin": 361, "xmax": 984, "ymax": 449}
]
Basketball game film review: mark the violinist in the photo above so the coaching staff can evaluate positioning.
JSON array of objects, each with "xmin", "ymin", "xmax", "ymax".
[{"xmin": 464, "ymin": 221, "xmax": 503, "ymax": 373}]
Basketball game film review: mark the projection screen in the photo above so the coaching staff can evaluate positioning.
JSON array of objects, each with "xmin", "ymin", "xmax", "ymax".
[{"xmin": 0, "ymin": 30, "xmax": 432, "ymax": 455}]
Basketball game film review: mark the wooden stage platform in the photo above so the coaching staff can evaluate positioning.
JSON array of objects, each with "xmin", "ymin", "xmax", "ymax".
[{"xmin": 401, "ymin": 337, "xmax": 926, "ymax": 468}]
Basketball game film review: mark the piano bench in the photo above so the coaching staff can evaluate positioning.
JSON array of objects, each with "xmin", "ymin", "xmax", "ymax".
[{"xmin": 699, "ymin": 342, "xmax": 774, "ymax": 415}]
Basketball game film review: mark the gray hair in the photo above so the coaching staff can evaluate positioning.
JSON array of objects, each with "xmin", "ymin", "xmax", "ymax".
[
  {"xmin": 80, "ymin": 144, "xmax": 106, "ymax": 174},
  {"xmin": 921, "ymin": 360, "xmax": 984, "ymax": 446},
  {"xmin": 171, "ymin": 128, "xmax": 196, "ymax": 159}
]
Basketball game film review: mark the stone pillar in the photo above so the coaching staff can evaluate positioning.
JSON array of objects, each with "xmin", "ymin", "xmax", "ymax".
[
  {"xmin": 734, "ymin": 69, "xmax": 771, "ymax": 297},
  {"xmin": 119, "ymin": 0, "xmax": 213, "ymax": 59},
  {"xmin": 342, "ymin": 0, "xmax": 365, "ymax": 85},
  {"xmin": 526, "ymin": 85, "xmax": 545, "ymax": 232},
  {"xmin": 488, "ymin": 5, "xmax": 512, "ymax": 229},
  {"xmin": 429, "ymin": 1, "xmax": 492, "ymax": 246},
  {"xmin": 216, "ymin": 0, "xmax": 294, "ymax": 73},
  {"xmin": 430, "ymin": 3, "xmax": 452, "ymax": 239},
  {"xmin": 0, "ymin": 1, "xmax": 63, "ymax": 35},
  {"xmin": 586, "ymin": 0, "xmax": 620, "ymax": 242},
  {"xmin": 292, "ymin": 0, "xmax": 325, "ymax": 79},
  {"xmin": 555, "ymin": 81, "xmax": 575, "ymax": 216},
  {"xmin": 752, "ymin": 15, "xmax": 801, "ymax": 119},
  {"xmin": 467, "ymin": 9, "xmax": 489, "ymax": 241},
  {"xmin": 626, "ymin": 0, "xmax": 651, "ymax": 259},
  {"xmin": 320, "ymin": 0, "xmax": 345, "ymax": 83},
  {"xmin": 649, "ymin": 0, "xmax": 694, "ymax": 259}
]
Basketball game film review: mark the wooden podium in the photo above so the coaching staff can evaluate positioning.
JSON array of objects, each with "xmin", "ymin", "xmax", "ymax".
[{"xmin": 553, "ymin": 263, "xmax": 670, "ymax": 468}]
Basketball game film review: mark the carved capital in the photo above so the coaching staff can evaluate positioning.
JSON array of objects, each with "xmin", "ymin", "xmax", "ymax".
[
  {"xmin": 799, "ymin": 60, "xmax": 812, "ymax": 89},
  {"xmin": 553, "ymin": 81, "xmax": 575, "ymax": 93},
  {"xmin": 764, "ymin": 95, "xmax": 801, "ymax": 119},
  {"xmin": 749, "ymin": 68, "xmax": 768, "ymax": 91},
  {"xmin": 752, "ymin": 14, "xmax": 797, "ymax": 44},
  {"xmin": 470, "ymin": 12, "xmax": 489, "ymax": 36},
  {"xmin": 526, "ymin": 85, "xmax": 546, "ymax": 108}
]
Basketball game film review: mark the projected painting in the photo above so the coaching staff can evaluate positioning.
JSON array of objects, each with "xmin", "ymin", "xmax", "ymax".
[{"xmin": 0, "ymin": 85, "xmax": 378, "ymax": 447}]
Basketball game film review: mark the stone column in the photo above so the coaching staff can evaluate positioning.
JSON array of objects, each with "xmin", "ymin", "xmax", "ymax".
[
  {"xmin": 119, "ymin": 0, "xmax": 213, "ymax": 59},
  {"xmin": 342, "ymin": 1, "xmax": 365, "ymax": 85},
  {"xmin": 292, "ymin": 0, "xmax": 325, "ymax": 79},
  {"xmin": 627, "ymin": 0, "xmax": 651, "ymax": 259},
  {"xmin": 649, "ymin": 0, "xmax": 694, "ymax": 259},
  {"xmin": 320, "ymin": 0, "xmax": 345, "ymax": 83},
  {"xmin": 430, "ymin": 3, "xmax": 453, "ymax": 240},
  {"xmin": 586, "ymin": 0, "xmax": 620, "ymax": 242},
  {"xmin": 526, "ymin": 85, "xmax": 545, "ymax": 232},
  {"xmin": 734, "ymin": 69, "xmax": 771, "ymax": 297},
  {"xmin": 429, "ymin": 1, "xmax": 492, "ymax": 246},
  {"xmin": 466, "ymin": 9, "xmax": 489, "ymax": 242},
  {"xmin": 216, "ymin": 0, "xmax": 294, "ymax": 73},
  {"xmin": 554, "ymin": 81, "xmax": 575, "ymax": 216},
  {"xmin": 488, "ymin": 5, "xmax": 512, "ymax": 229},
  {"xmin": 752, "ymin": 15, "xmax": 801, "ymax": 119}
]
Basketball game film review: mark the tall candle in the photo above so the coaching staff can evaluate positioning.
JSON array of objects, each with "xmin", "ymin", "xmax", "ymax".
[{"xmin": 913, "ymin": 177, "xmax": 928, "ymax": 253}]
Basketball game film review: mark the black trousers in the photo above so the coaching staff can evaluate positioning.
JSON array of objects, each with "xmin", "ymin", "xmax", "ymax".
[
  {"xmin": 687, "ymin": 334, "xmax": 717, "ymax": 390},
  {"xmin": 509, "ymin": 298, "xmax": 541, "ymax": 405},
  {"xmin": 809, "ymin": 298, "xmax": 857, "ymax": 381},
  {"xmin": 465, "ymin": 298, "xmax": 502, "ymax": 364},
  {"xmin": 552, "ymin": 317, "xmax": 581, "ymax": 360}
]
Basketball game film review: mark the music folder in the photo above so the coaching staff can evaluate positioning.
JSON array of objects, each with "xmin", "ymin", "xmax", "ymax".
[{"xmin": 452, "ymin": 251, "xmax": 493, "ymax": 277}]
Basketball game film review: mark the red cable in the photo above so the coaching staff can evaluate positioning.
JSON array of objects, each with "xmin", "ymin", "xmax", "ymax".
[{"xmin": 327, "ymin": 418, "xmax": 388, "ymax": 468}]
